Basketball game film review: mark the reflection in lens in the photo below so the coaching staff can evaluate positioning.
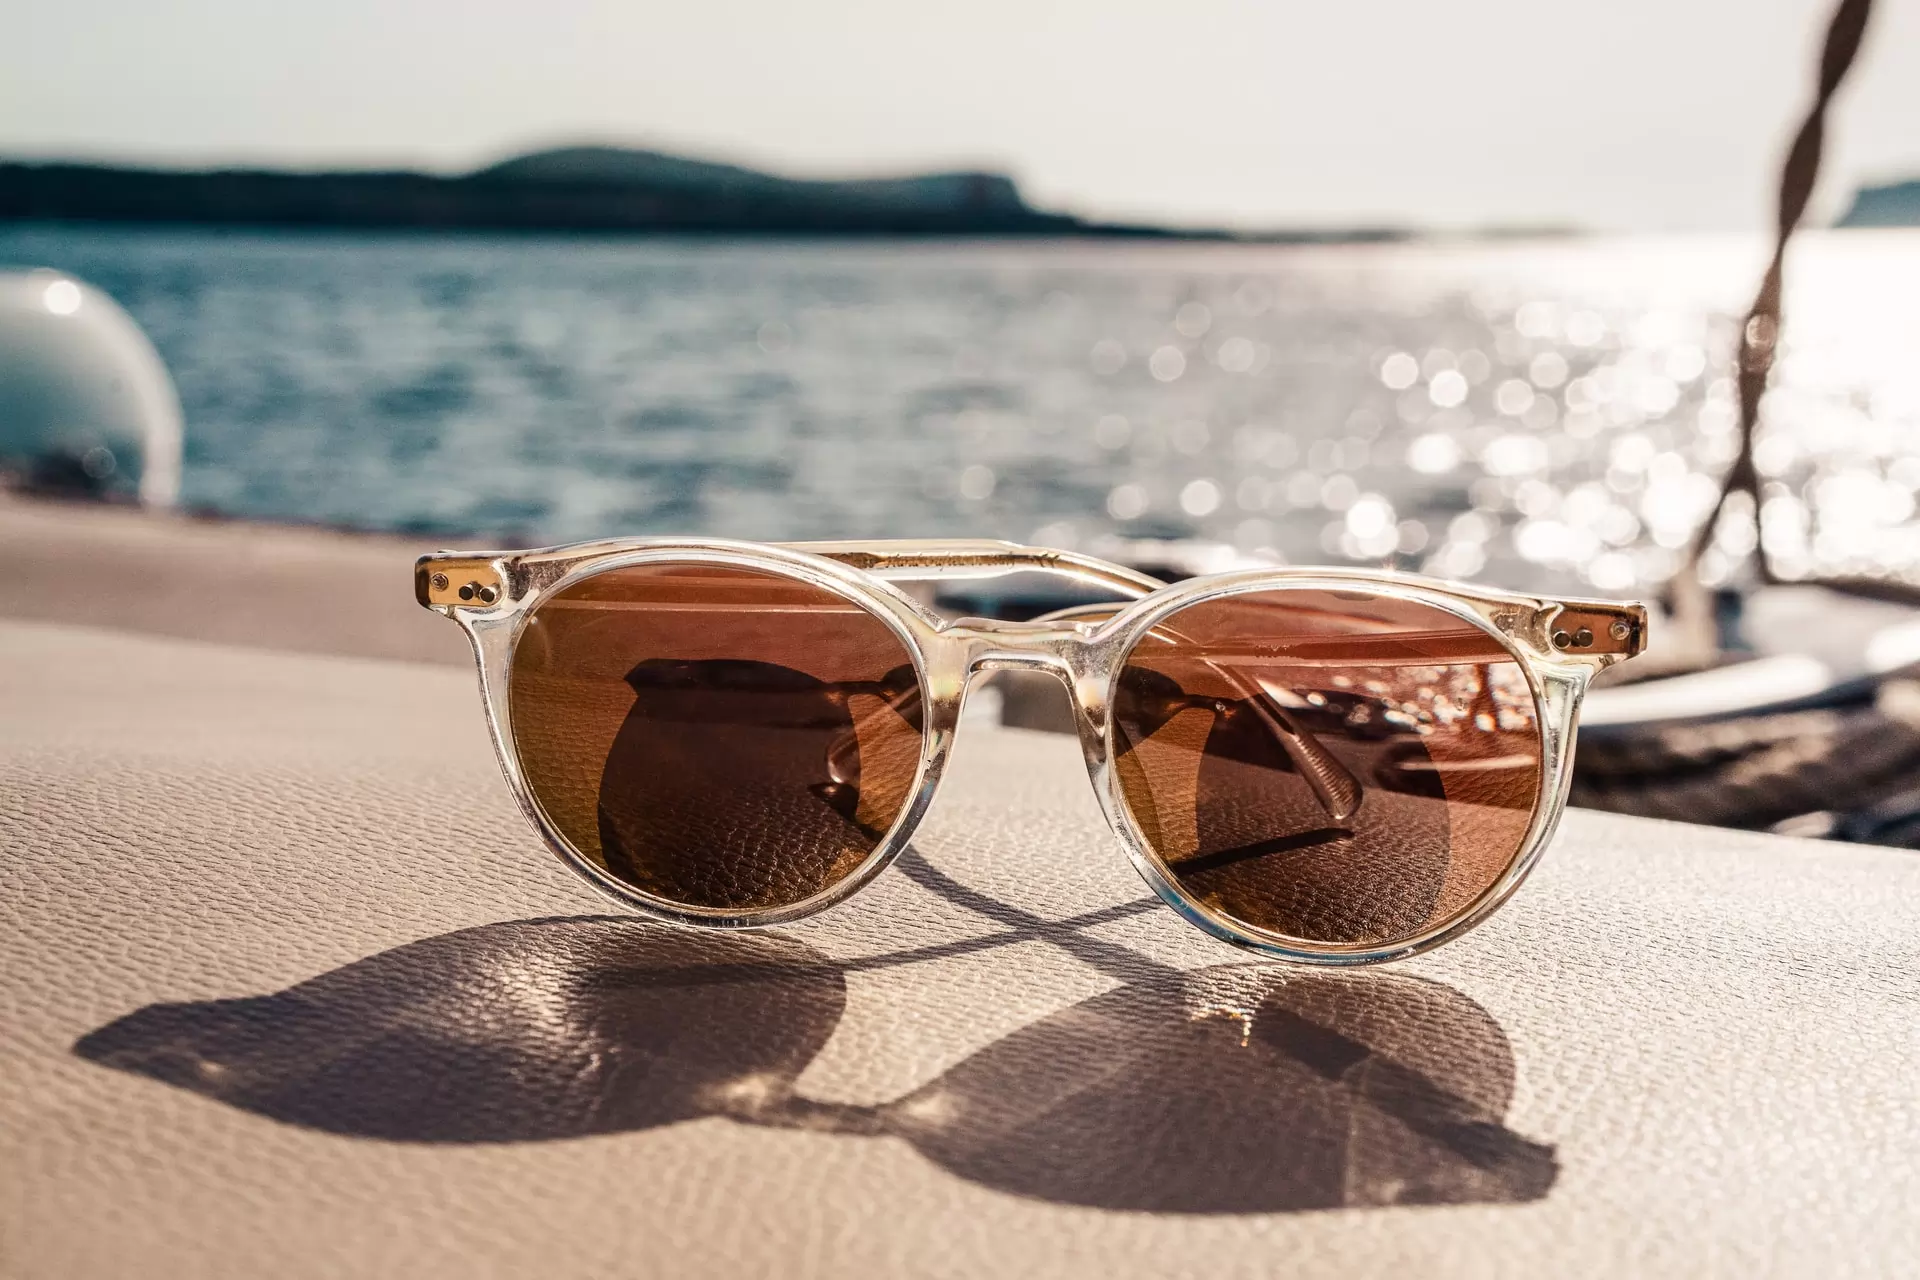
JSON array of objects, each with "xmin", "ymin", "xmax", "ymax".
[
  {"xmin": 1112, "ymin": 589, "xmax": 1541, "ymax": 947},
  {"xmin": 509, "ymin": 563, "xmax": 925, "ymax": 912}
]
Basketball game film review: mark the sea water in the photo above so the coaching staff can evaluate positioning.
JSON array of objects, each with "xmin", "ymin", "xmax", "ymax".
[{"xmin": 4, "ymin": 223, "xmax": 1917, "ymax": 595}]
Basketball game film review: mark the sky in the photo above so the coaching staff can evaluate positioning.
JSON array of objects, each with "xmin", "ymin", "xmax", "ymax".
[{"xmin": 4, "ymin": 0, "xmax": 1917, "ymax": 232}]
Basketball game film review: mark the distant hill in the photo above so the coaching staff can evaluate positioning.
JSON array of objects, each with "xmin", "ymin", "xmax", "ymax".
[
  {"xmin": 0, "ymin": 144, "xmax": 1417, "ymax": 241},
  {"xmin": 0, "ymin": 145, "xmax": 1128, "ymax": 237},
  {"xmin": 478, "ymin": 146, "xmax": 1029, "ymax": 216},
  {"xmin": 1836, "ymin": 179, "xmax": 1920, "ymax": 228}
]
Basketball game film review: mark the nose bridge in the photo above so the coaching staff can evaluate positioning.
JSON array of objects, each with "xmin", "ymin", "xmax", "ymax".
[{"xmin": 947, "ymin": 616, "xmax": 1089, "ymax": 680}]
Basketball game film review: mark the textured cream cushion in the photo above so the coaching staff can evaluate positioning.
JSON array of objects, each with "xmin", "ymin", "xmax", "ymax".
[{"xmin": 3, "ymin": 616, "xmax": 1917, "ymax": 1278}]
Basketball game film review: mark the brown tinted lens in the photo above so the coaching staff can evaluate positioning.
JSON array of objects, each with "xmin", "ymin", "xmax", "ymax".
[
  {"xmin": 508, "ymin": 562, "xmax": 925, "ymax": 912},
  {"xmin": 1112, "ymin": 589, "xmax": 1541, "ymax": 947}
]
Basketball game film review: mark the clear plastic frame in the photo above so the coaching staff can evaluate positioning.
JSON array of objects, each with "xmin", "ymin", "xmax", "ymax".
[{"xmin": 417, "ymin": 538, "xmax": 1647, "ymax": 966}]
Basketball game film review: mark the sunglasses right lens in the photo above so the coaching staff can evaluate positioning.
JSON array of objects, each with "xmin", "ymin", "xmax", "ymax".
[
  {"xmin": 1111, "ymin": 588, "xmax": 1542, "ymax": 948},
  {"xmin": 508, "ymin": 562, "xmax": 926, "ymax": 913}
]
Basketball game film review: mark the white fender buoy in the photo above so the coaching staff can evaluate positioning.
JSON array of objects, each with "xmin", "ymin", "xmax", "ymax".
[{"xmin": 0, "ymin": 269, "xmax": 184, "ymax": 506}]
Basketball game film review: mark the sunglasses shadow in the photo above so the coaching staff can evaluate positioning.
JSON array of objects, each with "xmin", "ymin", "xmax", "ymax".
[{"xmin": 74, "ymin": 853, "xmax": 1556, "ymax": 1215}]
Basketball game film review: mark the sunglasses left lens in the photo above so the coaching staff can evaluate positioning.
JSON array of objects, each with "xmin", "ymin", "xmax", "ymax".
[
  {"xmin": 1111, "ymin": 587, "xmax": 1543, "ymax": 949},
  {"xmin": 508, "ymin": 562, "xmax": 925, "ymax": 913}
]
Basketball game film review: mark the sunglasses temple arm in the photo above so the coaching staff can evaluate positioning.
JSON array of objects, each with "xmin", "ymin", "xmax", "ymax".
[
  {"xmin": 818, "ymin": 678, "xmax": 1360, "ymax": 828},
  {"xmin": 1026, "ymin": 603, "xmax": 1363, "ymax": 826},
  {"xmin": 824, "ymin": 684, "xmax": 925, "ymax": 786},
  {"xmin": 1212, "ymin": 664, "xmax": 1362, "ymax": 825}
]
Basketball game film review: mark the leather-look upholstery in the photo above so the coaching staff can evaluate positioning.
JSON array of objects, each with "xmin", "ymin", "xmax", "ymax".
[{"xmin": 4, "ymin": 614, "xmax": 1919, "ymax": 1276}]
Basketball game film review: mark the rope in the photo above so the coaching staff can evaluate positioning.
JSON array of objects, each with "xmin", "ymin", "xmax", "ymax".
[
  {"xmin": 1684, "ymin": 0, "xmax": 1875, "ymax": 578},
  {"xmin": 1571, "ymin": 682, "xmax": 1920, "ymax": 832}
]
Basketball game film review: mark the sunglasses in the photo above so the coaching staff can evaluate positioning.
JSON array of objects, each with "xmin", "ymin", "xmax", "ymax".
[{"xmin": 417, "ymin": 538, "xmax": 1645, "ymax": 965}]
